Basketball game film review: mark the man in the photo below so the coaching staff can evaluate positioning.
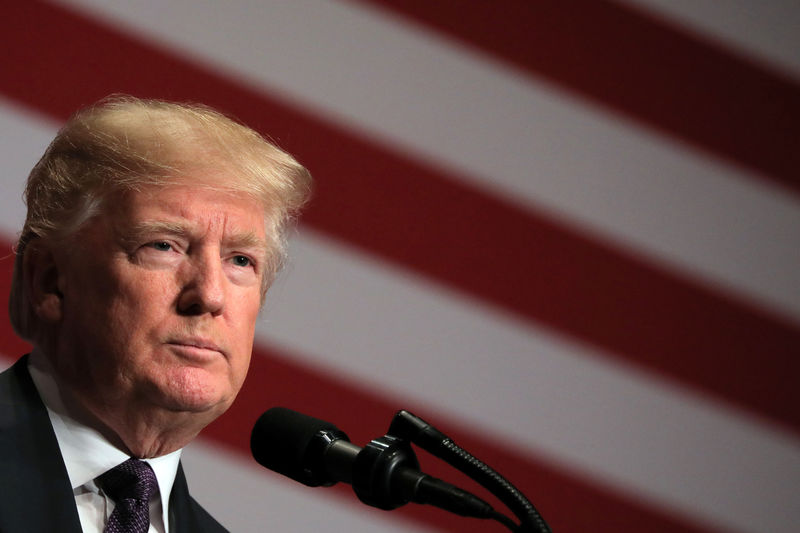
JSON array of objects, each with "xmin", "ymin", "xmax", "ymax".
[{"xmin": 0, "ymin": 96, "xmax": 312, "ymax": 531}]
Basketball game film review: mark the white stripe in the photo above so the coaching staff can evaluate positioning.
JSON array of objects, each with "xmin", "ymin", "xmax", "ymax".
[
  {"xmin": 51, "ymin": 0, "xmax": 800, "ymax": 323},
  {"xmin": 619, "ymin": 0, "xmax": 800, "ymax": 80},
  {"xmin": 0, "ymin": 97, "xmax": 54, "ymax": 235}
]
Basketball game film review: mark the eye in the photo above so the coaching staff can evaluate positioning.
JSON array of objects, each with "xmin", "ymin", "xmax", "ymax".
[
  {"xmin": 231, "ymin": 255, "xmax": 252, "ymax": 267},
  {"xmin": 149, "ymin": 241, "xmax": 173, "ymax": 252}
]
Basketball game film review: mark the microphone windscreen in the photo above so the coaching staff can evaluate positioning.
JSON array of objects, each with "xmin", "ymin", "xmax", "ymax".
[{"xmin": 250, "ymin": 407, "xmax": 347, "ymax": 486}]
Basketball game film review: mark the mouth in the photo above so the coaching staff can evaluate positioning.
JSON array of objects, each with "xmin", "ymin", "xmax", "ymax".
[{"xmin": 166, "ymin": 337, "xmax": 227, "ymax": 362}]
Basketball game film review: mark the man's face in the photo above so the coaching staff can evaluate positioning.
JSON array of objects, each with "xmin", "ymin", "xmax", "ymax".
[{"xmin": 50, "ymin": 182, "xmax": 267, "ymax": 425}]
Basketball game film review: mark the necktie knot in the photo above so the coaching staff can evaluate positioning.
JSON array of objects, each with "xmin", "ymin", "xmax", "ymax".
[{"xmin": 98, "ymin": 458, "xmax": 157, "ymax": 533}]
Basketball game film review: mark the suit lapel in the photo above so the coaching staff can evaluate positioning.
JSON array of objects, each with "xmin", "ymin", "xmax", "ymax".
[
  {"xmin": 0, "ymin": 355, "xmax": 83, "ymax": 532},
  {"xmin": 170, "ymin": 462, "xmax": 228, "ymax": 532}
]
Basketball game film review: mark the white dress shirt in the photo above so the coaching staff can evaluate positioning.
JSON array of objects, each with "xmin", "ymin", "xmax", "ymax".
[{"xmin": 28, "ymin": 350, "xmax": 181, "ymax": 533}]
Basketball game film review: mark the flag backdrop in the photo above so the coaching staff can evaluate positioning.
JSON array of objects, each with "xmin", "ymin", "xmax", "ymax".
[{"xmin": 1, "ymin": 1, "xmax": 798, "ymax": 532}]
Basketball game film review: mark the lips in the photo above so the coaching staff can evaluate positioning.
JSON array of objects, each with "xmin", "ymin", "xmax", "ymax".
[{"xmin": 166, "ymin": 337, "xmax": 227, "ymax": 361}]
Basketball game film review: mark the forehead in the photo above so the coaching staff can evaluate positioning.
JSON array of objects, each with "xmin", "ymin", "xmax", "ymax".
[{"xmin": 106, "ymin": 183, "xmax": 268, "ymax": 241}]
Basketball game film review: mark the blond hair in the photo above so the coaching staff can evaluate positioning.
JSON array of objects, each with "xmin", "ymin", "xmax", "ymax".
[{"xmin": 9, "ymin": 95, "xmax": 312, "ymax": 341}]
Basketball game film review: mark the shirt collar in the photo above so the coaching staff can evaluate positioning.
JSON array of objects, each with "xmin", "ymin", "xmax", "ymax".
[{"xmin": 28, "ymin": 349, "xmax": 181, "ymax": 529}]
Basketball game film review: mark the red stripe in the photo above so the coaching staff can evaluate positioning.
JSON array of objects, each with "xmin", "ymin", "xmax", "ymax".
[
  {"xmin": 0, "ymin": 250, "xmax": 721, "ymax": 532},
  {"xmin": 205, "ymin": 344, "xmax": 722, "ymax": 533},
  {"xmin": 1, "ymin": 3, "xmax": 799, "ymax": 435},
  {"xmin": 353, "ymin": 0, "xmax": 800, "ymax": 196}
]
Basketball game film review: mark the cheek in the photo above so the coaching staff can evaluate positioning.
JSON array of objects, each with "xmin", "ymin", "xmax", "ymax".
[
  {"xmin": 228, "ymin": 300, "xmax": 260, "ymax": 376},
  {"xmin": 117, "ymin": 271, "xmax": 177, "ymax": 309},
  {"xmin": 94, "ymin": 275, "xmax": 178, "ymax": 349},
  {"xmin": 69, "ymin": 259, "xmax": 168, "ymax": 312},
  {"xmin": 233, "ymin": 319, "xmax": 257, "ymax": 364}
]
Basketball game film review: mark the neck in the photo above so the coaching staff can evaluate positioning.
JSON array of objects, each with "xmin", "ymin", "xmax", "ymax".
[{"xmin": 84, "ymin": 404, "xmax": 207, "ymax": 458}]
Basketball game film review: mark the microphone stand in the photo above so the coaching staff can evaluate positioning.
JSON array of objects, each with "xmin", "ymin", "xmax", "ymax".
[{"xmin": 354, "ymin": 410, "xmax": 551, "ymax": 532}]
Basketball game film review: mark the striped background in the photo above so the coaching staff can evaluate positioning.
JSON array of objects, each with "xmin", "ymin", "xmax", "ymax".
[{"xmin": 0, "ymin": 1, "xmax": 798, "ymax": 532}]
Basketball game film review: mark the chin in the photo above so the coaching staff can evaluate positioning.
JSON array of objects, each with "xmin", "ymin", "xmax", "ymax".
[{"xmin": 160, "ymin": 367, "xmax": 235, "ymax": 414}]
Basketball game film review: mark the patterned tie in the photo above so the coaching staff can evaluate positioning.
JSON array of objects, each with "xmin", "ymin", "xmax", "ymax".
[{"xmin": 98, "ymin": 458, "xmax": 158, "ymax": 533}]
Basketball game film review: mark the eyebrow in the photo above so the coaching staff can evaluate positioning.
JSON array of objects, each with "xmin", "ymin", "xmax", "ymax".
[{"xmin": 125, "ymin": 220, "xmax": 269, "ymax": 255}]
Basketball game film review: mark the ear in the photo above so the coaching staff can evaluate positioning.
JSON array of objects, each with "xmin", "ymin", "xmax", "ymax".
[{"xmin": 23, "ymin": 241, "xmax": 65, "ymax": 323}]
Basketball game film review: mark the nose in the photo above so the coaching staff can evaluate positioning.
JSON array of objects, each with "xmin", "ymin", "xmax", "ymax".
[{"xmin": 177, "ymin": 250, "xmax": 226, "ymax": 316}]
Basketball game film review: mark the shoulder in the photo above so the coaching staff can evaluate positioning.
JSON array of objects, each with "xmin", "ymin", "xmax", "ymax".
[
  {"xmin": 0, "ymin": 355, "xmax": 82, "ymax": 532},
  {"xmin": 0, "ymin": 355, "xmax": 32, "ymax": 400},
  {"xmin": 0, "ymin": 354, "xmax": 46, "ymax": 430}
]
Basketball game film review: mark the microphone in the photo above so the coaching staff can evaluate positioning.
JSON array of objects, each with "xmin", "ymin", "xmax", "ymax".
[{"xmin": 251, "ymin": 407, "xmax": 495, "ymax": 518}]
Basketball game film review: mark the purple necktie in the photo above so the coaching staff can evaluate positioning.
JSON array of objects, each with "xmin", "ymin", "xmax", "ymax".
[{"xmin": 98, "ymin": 458, "xmax": 158, "ymax": 533}]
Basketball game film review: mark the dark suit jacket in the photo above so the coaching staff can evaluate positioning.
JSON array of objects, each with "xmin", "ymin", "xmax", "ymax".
[{"xmin": 0, "ymin": 355, "xmax": 228, "ymax": 532}]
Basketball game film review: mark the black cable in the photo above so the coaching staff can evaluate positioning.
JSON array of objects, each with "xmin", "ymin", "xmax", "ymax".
[
  {"xmin": 389, "ymin": 410, "xmax": 551, "ymax": 533},
  {"xmin": 439, "ymin": 438, "xmax": 551, "ymax": 533}
]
